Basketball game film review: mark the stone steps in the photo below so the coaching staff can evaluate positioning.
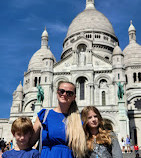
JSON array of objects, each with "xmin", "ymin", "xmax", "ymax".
[{"xmin": 123, "ymin": 150, "xmax": 141, "ymax": 158}]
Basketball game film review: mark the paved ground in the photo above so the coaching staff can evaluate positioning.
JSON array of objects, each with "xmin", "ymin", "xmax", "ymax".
[{"xmin": 123, "ymin": 150, "xmax": 141, "ymax": 158}]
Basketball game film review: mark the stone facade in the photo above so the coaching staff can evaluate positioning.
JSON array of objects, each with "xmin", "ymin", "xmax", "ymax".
[{"xmin": 0, "ymin": 0, "xmax": 141, "ymax": 146}]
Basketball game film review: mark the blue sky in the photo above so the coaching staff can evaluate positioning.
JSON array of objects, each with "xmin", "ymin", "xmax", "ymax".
[{"xmin": 0, "ymin": 0, "xmax": 141, "ymax": 118}]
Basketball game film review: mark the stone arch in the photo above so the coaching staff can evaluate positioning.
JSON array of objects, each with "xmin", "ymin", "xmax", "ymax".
[
  {"xmin": 23, "ymin": 98, "xmax": 36, "ymax": 112},
  {"xmin": 73, "ymin": 39, "xmax": 91, "ymax": 51},
  {"xmin": 53, "ymin": 76, "xmax": 69, "ymax": 87},
  {"xmin": 94, "ymin": 74, "xmax": 112, "ymax": 85},
  {"xmin": 102, "ymin": 113, "xmax": 119, "ymax": 132},
  {"xmin": 72, "ymin": 74, "xmax": 90, "ymax": 84},
  {"xmin": 127, "ymin": 93, "xmax": 141, "ymax": 102}
]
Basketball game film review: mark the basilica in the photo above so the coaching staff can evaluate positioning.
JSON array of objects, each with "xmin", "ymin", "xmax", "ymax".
[{"xmin": 1, "ymin": 0, "xmax": 141, "ymax": 146}]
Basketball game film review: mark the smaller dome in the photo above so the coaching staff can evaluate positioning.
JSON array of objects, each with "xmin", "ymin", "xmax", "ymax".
[
  {"xmin": 123, "ymin": 42, "xmax": 141, "ymax": 66},
  {"xmin": 113, "ymin": 46, "xmax": 123, "ymax": 55},
  {"xmin": 42, "ymin": 27, "xmax": 48, "ymax": 37},
  {"xmin": 128, "ymin": 20, "xmax": 136, "ymax": 32},
  {"xmin": 28, "ymin": 48, "xmax": 56, "ymax": 71},
  {"xmin": 16, "ymin": 82, "xmax": 23, "ymax": 92}
]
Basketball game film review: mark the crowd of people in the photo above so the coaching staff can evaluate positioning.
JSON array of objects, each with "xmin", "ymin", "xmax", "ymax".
[
  {"xmin": 121, "ymin": 135, "xmax": 140, "ymax": 157},
  {"xmin": 0, "ymin": 138, "xmax": 13, "ymax": 157},
  {"xmin": 0, "ymin": 81, "xmax": 140, "ymax": 158}
]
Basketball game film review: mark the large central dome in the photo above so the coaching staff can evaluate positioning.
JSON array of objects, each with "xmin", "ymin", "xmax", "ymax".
[{"xmin": 66, "ymin": 8, "xmax": 115, "ymax": 38}]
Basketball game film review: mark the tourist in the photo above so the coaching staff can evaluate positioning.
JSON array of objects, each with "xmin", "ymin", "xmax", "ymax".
[
  {"xmin": 121, "ymin": 138, "xmax": 125, "ymax": 153},
  {"xmin": 126, "ymin": 135, "xmax": 131, "ymax": 153},
  {"xmin": 81, "ymin": 106, "xmax": 123, "ymax": 158},
  {"xmin": 10, "ymin": 140, "xmax": 13, "ymax": 150},
  {"xmin": 2, "ymin": 117, "xmax": 39, "ymax": 158},
  {"xmin": 32, "ymin": 81, "xmax": 86, "ymax": 158},
  {"xmin": 134, "ymin": 144, "xmax": 139, "ymax": 157}
]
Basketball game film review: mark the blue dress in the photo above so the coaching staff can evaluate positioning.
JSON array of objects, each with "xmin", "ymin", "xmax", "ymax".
[
  {"xmin": 2, "ymin": 148, "xmax": 39, "ymax": 158},
  {"xmin": 38, "ymin": 109, "xmax": 74, "ymax": 158}
]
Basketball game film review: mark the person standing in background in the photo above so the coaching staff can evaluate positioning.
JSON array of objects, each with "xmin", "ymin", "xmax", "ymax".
[
  {"xmin": 126, "ymin": 135, "xmax": 131, "ymax": 153},
  {"xmin": 121, "ymin": 138, "xmax": 125, "ymax": 153}
]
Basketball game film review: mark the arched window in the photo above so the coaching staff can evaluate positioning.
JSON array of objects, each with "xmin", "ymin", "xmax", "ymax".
[
  {"xmin": 138, "ymin": 73, "xmax": 141, "ymax": 82},
  {"xmin": 99, "ymin": 79, "xmax": 107, "ymax": 88},
  {"xmin": 133, "ymin": 73, "xmax": 137, "ymax": 83},
  {"xmin": 80, "ymin": 79, "xmax": 85, "ymax": 100},
  {"xmin": 76, "ymin": 77, "xmax": 87, "ymax": 100},
  {"xmin": 105, "ymin": 56, "xmax": 109, "ymax": 60},
  {"xmin": 125, "ymin": 75, "xmax": 128, "ymax": 84},
  {"xmin": 102, "ymin": 91, "xmax": 106, "ymax": 105},
  {"xmin": 39, "ymin": 77, "xmax": 41, "ymax": 85},
  {"xmin": 77, "ymin": 44, "xmax": 87, "ymax": 52},
  {"xmin": 118, "ymin": 74, "xmax": 120, "ymax": 79},
  {"xmin": 34, "ymin": 77, "xmax": 37, "ymax": 87}
]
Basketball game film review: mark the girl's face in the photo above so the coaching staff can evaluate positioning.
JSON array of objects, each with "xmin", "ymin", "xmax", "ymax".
[
  {"xmin": 14, "ymin": 131, "xmax": 31, "ymax": 147},
  {"xmin": 87, "ymin": 110, "xmax": 99, "ymax": 129},
  {"xmin": 57, "ymin": 83, "xmax": 76, "ymax": 106}
]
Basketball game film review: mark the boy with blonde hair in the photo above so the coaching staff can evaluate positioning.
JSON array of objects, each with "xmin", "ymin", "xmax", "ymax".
[{"xmin": 2, "ymin": 117, "xmax": 39, "ymax": 158}]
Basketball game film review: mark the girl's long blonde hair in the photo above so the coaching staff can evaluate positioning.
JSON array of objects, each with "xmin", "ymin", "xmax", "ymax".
[
  {"xmin": 81, "ymin": 106, "xmax": 111, "ymax": 151},
  {"xmin": 58, "ymin": 81, "xmax": 86, "ymax": 158}
]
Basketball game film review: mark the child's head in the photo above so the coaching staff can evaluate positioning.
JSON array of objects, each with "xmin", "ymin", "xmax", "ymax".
[{"xmin": 11, "ymin": 117, "xmax": 33, "ymax": 136}]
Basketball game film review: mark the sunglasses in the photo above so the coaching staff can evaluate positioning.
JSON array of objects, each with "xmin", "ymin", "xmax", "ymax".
[{"xmin": 57, "ymin": 89, "xmax": 75, "ymax": 97}]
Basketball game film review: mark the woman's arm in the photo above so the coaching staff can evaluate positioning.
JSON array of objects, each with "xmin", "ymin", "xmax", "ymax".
[{"xmin": 30, "ymin": 116, "xmax": 41, "ymax": 147}]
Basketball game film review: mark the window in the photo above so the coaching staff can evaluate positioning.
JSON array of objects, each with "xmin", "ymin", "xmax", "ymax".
[
  {"xmin": 39, "ymin": 77, "xmax": 41, "ymax": 84},
  {"xmin": 76, "ymin": 77, "xmax": 87, "ymax": 100},
  {"xmin": 45, "ymin": 77, "xmax": 47, "ymax": 82},
  {"xmin": 102, "ymin": 91, "xmax": 106, "ymax": 105},
  {"xmin": 80, "ymin": 79, "xmax": 85, "ymax": 100},
  {"xmin": 125, "ymin": 75, "xmax": 128, "ymax": 84},
  {"xmin": 105, "ymin": 56, "xmax": 109, "ymax": 60},
  {"xmin": 133, "ymin": 73, "xmax": 137, "ymax": 82},
  {"xmin": 131, "ymin": 33, "xmax": 133, "ymax": 39},
  {"xmin": 77, "ymin": 44, "xmax": 87, "ymax": 52},
  {"xmin": 34, "ymin": 77, "xmax": 37, "ymax": 87},
  {"xmin": 118, "ymin": 74, "xmax": 120, "ymax": 79},
  {"xmin": 138, "ymin": 73, "xmax": 141, "ymax": 82}
]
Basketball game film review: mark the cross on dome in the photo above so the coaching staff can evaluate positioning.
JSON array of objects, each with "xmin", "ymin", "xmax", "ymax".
[{"xmin": 86, "ymin": 0, "xmax": 95, "ymax": 9}]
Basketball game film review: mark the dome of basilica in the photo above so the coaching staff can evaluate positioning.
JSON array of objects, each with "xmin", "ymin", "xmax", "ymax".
[
  {"xmin": 123, "ymin": 42, "xmax": 141, "ymax": 66},
  {"xmin": 66, "ymin": 8, "xmax": 116, "ymax": 39},
  {"xmin": 123, "ymin": 21, "xmax": 141, "ymax": 67},
  {"xmin": 28, "ymin": 48, "xmax": 56, "ymax": 71},
  {"xmin": 28, "ymin": 28, "xmax": 56, "ymax": 71}
]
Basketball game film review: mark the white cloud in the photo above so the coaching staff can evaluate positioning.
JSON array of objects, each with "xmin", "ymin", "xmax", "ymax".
[{"xmin": 46, "ymin": 22, "xmax": 68, "ymax": 33}]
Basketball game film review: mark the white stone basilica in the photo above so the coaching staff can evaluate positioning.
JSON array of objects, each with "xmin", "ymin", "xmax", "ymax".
[{"xmin": 1, "ymin": 0, "xmax": 141, "ymax": 146}]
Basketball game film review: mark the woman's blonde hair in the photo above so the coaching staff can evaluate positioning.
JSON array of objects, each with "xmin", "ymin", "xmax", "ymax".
[
  {"xmin": 81, "ymin": 106, "xmax": 111, "ymax": 151},
  {"xmin": 58, "ymin": 81, "xmax": 86, "ymax": 158}
]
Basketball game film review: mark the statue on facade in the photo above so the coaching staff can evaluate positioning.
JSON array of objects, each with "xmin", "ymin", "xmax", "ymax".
[
  {"xmin": 37, "ymin": 85, "xmax": 44, "ymax": 103},
  {"xmin": 116, "ymin": 82, "xmax": 125, "ymax": 100}
]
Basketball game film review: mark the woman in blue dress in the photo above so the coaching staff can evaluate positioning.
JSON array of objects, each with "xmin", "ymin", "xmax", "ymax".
[{"xmin": 32, "ymin": 81, "xmax": 86, "ymax": 158}]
